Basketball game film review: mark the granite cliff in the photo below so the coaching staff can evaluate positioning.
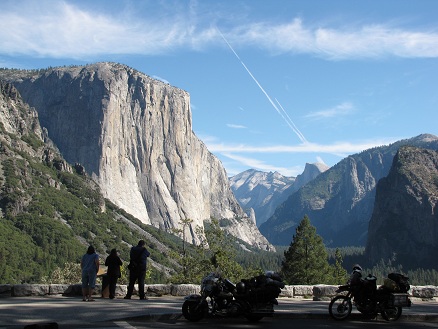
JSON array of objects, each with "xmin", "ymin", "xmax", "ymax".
[
  {"xmin": 0, "ymin": 63, "xmax": 272, "ymax": 250},
  {"xmin": 365, "ymin": 146, "xmax": 438, "ymax": 268}
]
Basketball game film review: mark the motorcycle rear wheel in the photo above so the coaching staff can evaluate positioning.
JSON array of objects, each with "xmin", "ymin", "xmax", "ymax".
[
  {"xmin": 329, "ymin": 296, "xmax": 352, "ymax": 320},
  {"xmin": 182, "ymin": 300, "xmax": 207, "ymax": 322},
  {"xmin": 381, "ymin": 306, "xmax": 402, "ymax": 321}
]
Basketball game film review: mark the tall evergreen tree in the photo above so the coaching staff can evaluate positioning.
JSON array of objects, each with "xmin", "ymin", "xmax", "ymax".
[
  {"xmin": 281, "ymin": 215, "xmax": 331, "ymax": 284},
  {"xmin": 332, "ymin": 248, "xmax": 348, "ymax": 284}
]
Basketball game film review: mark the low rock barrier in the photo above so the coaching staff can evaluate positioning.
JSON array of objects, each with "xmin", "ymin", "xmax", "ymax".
[{"xmin": 1, "ymin": 283, "xmax": 437, "ymax": 300}]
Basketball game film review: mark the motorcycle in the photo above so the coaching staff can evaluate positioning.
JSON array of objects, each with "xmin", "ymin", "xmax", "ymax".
[
  {"xmin": 329, "ymin": 272, "xmax": 411, "ymax": 321},
  {"xmin": 182, "ymin": 271, "xmax": 284, "ymax": 322}
]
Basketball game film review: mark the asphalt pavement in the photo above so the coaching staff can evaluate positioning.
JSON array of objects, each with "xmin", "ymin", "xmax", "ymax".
[{"xmin": 0, "ymin": 295, "xmax": 436, "ymax": 328}]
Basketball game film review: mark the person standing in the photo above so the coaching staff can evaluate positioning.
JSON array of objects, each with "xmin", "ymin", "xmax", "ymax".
[
  {"xmin": 124, "ymin": 240, "xmax": 150, "ymax": 300},
  {"xmin": 81, "ymin": 245, "xmax": 99, "ymax": 301},
  {"xmin": 105, "ymin": 248, "xmax": 123, "ymax": 299}
]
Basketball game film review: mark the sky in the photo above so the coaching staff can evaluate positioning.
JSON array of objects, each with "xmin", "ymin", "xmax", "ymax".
[{"xmin": 1, "ymin": 0, "xmax": 438, "ymax": 177}]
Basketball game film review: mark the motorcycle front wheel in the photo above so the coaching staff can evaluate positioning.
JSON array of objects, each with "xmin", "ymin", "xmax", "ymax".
[
  {"xmin": 329, "ymin": 296, "xmax": 352, "ymax": 320},
  {"xmin": 182, "ymin": 300, "xmax": 207, "ymax": 322},
  {"xmin": 381, "ymin": 306, "xmax": 402, "ymax": 321}
]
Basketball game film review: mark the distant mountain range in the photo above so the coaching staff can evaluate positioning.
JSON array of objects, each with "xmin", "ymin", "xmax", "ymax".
[
  {"xmin": 229, "ymin": 163, "xmax": 329, "ymax": 227},
  {"xmin": 258, "ymin": 133, "xmax": 438, "ymax": 248},
  {"xmin": 229, "ymin": 134, "xmax": 438, "ymax": 269}
]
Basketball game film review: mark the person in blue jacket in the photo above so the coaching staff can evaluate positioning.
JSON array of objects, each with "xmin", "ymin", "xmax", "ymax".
[{"xmin": 124, "ymin": 240, "xmax": 150, "ymax": 300}]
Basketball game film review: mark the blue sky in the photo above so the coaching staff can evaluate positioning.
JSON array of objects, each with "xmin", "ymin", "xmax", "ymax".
[{"xmin": 1, "ymin": 0, "xmax": 437, "ymax": 177}]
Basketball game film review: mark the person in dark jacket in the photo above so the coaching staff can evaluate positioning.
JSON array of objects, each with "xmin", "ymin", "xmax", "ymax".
[
  {"xmin": 105, "ymin": 248, "xmax": 123, "ymax": 299},
  {"xmin": 124, "ymin": 240, "xmax": 150, "ymax": 300}
]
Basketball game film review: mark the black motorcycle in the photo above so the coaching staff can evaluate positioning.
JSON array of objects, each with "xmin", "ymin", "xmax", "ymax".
[
  {"xmin": 182, "ymin": 271, "xmax": 284, "ymax": 322},
  {"xmin": 329, "ymin": 272, "xmax": 411, "ymax": 321}
]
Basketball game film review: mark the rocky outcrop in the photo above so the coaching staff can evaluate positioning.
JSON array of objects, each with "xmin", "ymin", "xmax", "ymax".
[
  {"xmin": 260, "ymin": 134, "xmax": 438, "ymax": 247},
  {"xmin": 292, "ymin": 162, "xmax": 329, "ymax": 192},
  {"xmin": 0, "ymin": 63, "xmax": 272, "ymax": 250},
  {"xmin": 365, "ymin": 146, "xmax": 438, "ymax": 268},
  {"xmin": 0, "ymin": 81, "xmax": 43, "ymax": 152}
]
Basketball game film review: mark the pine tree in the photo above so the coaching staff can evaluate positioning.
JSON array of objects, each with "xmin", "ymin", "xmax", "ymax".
[
  {"xmin": 281, "ymin": 215, "xmax": 331, "ymax": 284},
  {"xmin": 332, "ymin": 248, "xmax": 348, "ymax": 284}
]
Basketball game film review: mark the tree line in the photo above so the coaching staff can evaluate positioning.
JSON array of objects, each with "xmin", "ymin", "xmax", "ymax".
[{"xmin": 40, "ymin": 214, "xmax": 438, "ymax": 286}]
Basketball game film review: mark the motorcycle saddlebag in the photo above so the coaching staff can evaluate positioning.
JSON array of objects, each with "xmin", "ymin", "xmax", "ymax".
[
  {"xmin": 383, "ymin": 278, "xmax": 399, "ymax": 291},
  {"xmin": 389, "ymin": 293, "xmax": 410, "ymax": 307},
  {"xmin": 387, "ymin": 273, "xmax": 410, "ymax": 293}
]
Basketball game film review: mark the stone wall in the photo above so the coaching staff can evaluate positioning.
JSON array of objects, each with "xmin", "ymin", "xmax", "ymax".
[{"xmin": 1, "ymin": 284, "xmax": 437, "ymax": 299}]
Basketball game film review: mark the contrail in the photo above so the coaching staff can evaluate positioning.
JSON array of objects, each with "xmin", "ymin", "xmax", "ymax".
[
  {"xmin": 218, "ymin": 29, "xmax": 308, "ymax": 144},
  {"xmin": 275, "ymin": 98, "xmax": 308, "ymax": 143}
]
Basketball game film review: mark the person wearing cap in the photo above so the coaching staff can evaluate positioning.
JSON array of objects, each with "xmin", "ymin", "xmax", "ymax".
[{"xmin": 105, "ymin": 248, "xmax": 123, "ymax": 299}]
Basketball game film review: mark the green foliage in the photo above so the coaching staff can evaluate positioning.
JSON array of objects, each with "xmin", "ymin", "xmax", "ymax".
[
  {"xmin": 0, "ymin": 219, "xmax": 45, "ymax": 283},
  {"xmin": 281, "ymin": 215, "xmax": 332, "ymax": 284},
  {"xmin": 331, "ymin": 248, "xmax": 438, "ymax": 286},
  {"xmin": 0, "ymin": 136, "xmax": 187, "ymax": 283},
  {"xmin": 236, "ymin": 246, "xmax": 283, "ymax": 274},
  {"xmin": 170, "ymin": 219, "xmax": 263, "ymax": 284},
  {"xmin": 330, "ymin": 248, "xmax": 349, "ymax": 284},
  {"xmin": 21, "ymin": 133, "xmax": 44, "ymax": 150},
  {"xmin": 362, "ymin": 258, "xmax": 438, "ymax": 286},
  {"xmin": 41, "ymin": 262, "xmax": 82, "ymax": 284}
]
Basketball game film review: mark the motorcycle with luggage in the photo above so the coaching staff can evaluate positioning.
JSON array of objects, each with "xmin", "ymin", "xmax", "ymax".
[
  {"xmin": 182, "ymin": 271, "xmax": 284, "ymax": 322},
  {"xmin": 329, "ymin": 272, "xmax": 411, "ymax": 321}
]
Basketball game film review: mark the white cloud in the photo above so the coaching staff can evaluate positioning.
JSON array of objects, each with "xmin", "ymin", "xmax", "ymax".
[
  {"xmin": 1, "ymin": 2, "xmax": 438, "ymax": 60},
  {"xmin": 208, "ymin": 137, "xmax": 400, "ymax": 176},
  {"xmin": 206, "ymin": 137, "xmax": 399, "ymax": 156},
  {"xmin": 227, "ymin": 124, "xmax": 247, "ymax": 129},
  {"xmin": 152, "ymin": 75, "xmax": 170, "ymax": 84},
  {"xmin": 231, "ymin": 18, "xmax": 438, "ymax": 59},
  {"xmin": 0, "ymin": 1, "xmax": 215, "ymax": 59},
  {"xmin": 221, "ymin": 152, "xmax": 303, "ymax": 177},
  {"xmin": 305, "ymin": 102, "xmax": 356, "ymax": 120}
]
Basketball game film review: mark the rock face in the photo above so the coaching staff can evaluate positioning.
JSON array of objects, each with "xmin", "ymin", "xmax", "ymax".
[
  {"xmin": 259, "ymin": 134, "xmax": 438, "ymax": 247},
  {"xmin": 365, "ymin": 146, "xmax": 438, "ymax": 268},
  {"xmin": 230, "ymin": 164, "xmax": 328, "ymax": 227},
  {"xmin": 292, "ymin": 163, "xmax": 329, "ymax": 192},
  {"xmin": 0, "ymin": 63, "xmax": 272, "ymax": 250},
  {"xmin": 0, "ymin": 80, "xmax": 43, "ymax": 144},
  {"xmin": 230, "ymin": 170, "xmax": 295, "ymax": 227}
]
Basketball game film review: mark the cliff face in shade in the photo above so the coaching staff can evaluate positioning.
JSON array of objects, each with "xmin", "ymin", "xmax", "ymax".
[
  {"xmin": 365, "ymin": 146, "xmax": 438, "ymax": 268},
  {"xmin": 0, "ymin": 63, "xmax": 273, "ymax": 250}
]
